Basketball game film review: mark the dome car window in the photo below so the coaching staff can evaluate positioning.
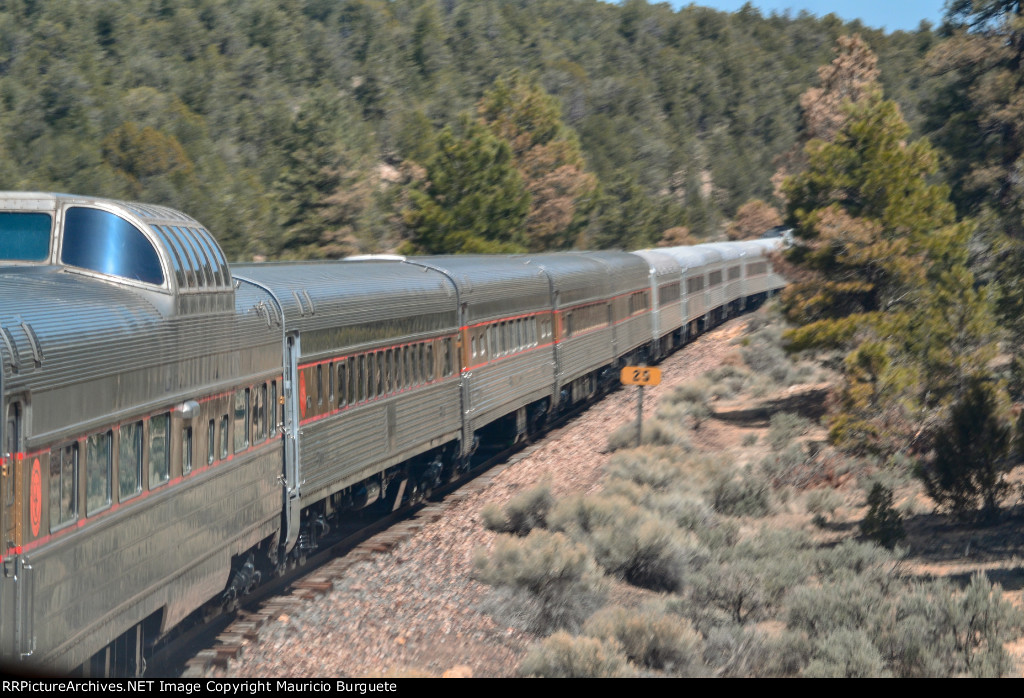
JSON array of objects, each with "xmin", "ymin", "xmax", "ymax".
[
  {"xmin": 61, "ymin": 207, "xmax": 164, "ymax": 285},
  {"xmin": 0, "ymin": 212, "xmax": 51, "ymax": 261}
]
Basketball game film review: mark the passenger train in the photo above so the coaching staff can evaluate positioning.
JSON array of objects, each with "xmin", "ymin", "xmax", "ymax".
[{"xmin": 0, "ymin": 192, "xmax": 786, "ymax": 675}]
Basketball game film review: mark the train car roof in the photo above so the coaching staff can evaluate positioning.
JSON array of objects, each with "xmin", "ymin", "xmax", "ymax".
[
  {"xmin": 232, "ymin": 260, "xmax": 458, "ymax": 356},
  {"xmin": 573, "ymin": 251, "xmax": 650, "ymax": 295},
  {"xmin": 632, "ymin": 249, "xmax": 682, "ymax": 279},
  {"xmin": 693, "ymin": 242, "xmax": 747, "ymax": 261},
  {"xmin": 409, "ymin": 255, "xmax": 552, "ymax": 324},
  {"xmin": 656, "ymin": 245, "xmax": 721, "ymax": 271},
  {"xmin": 513, "ymin": 253, "xmax": 612, "ymax": 307}
]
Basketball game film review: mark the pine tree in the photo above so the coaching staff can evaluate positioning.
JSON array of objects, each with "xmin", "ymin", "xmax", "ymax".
[
  {"xmin": 478, "ymin": 73, "xmax": 598, "ymax": 251},
  {"xmin": 271, "ymin": 91, "xmax": 375, "ymax": 259},
  {"xmin": 400, "ymin": 116, "xmax": 531, "ymax": 255},
  {"xmin": 925, "ymin": 1, "xmax": 1024, "ymax": 360},
  {"xmin": 781, "ymin": 38, "xmax": 997, "ymax": 454},
  {"xmin": 917, "ymin": 379, "xmax": 1013, "ymax": 522}
]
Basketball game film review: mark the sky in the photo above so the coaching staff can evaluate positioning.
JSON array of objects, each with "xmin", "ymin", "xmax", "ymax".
[{"xmin": 666, "ymin": 1, "xmax": 949, "ymax": 32}]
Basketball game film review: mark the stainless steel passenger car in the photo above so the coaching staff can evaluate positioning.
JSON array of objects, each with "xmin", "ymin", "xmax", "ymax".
[
  {"xmin": 411, "ymin": 256, "xmax": 555, "ymax": 450},
  {"xmin": 0, "ymin": 192, "xmax": 787, "ymax": 676}
]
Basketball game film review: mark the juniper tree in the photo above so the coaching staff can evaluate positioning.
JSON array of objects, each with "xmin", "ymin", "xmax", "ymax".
[{"xmin": 781, "ymin": 38, "xmax": 997, "ymax": 454}]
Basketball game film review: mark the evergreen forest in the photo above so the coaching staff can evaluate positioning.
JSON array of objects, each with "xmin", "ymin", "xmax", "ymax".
[{"xmin": 0, "ymin": 0, "xmax": 946, "ymax": 259}]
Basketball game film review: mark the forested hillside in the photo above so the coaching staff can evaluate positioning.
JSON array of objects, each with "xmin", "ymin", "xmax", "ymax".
[{"xmin": 0, "ymin": 0, "xmax": 940, "ymax": 259}]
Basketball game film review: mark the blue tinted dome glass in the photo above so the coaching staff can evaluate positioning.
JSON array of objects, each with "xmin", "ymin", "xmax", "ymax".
[
  {"xmin": 62, "ymin": 207, "xmax": 164, "ymax": 285},
  {"xmin": 0, "ymin": 212, "xmax": 51, "ymax": 261}
]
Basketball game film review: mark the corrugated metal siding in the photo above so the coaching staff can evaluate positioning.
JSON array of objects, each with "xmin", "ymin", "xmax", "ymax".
[
  {"xmin": 31, "ymin": 449, "xmax": 280, "ymax": 670},
  {"xmin": 299, "ymin": 381, "xmax": 460, "ymax": 499},
  {"xmin": 465, "ymin": 348, "xmax": 555, "ymax": 431},
  {"xmin": 558, "ymin": 326, "xmax": 615, "ymax": 385},
  {"xmin": 0, "ymin": 268, "xmax": 279, "ymax": 446}
]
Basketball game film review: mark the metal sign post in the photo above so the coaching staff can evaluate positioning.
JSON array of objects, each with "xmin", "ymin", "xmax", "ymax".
[{"xmin": 620, "ymin": 366, "xmax": 662, "ymax": 447}]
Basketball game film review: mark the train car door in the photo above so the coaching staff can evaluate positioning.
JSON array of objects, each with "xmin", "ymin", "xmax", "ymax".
[{"xmin": 282, "ymin": 332, "xmax": 302, "ymax": 553}]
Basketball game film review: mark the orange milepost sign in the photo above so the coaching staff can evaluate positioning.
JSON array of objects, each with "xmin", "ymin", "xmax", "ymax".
[{"xmin": 620, "ymin": 366, "xmax": 661, "ymax": 386}]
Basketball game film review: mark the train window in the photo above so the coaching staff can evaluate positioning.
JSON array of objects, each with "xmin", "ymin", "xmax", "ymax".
[
  {"xmin": 86, "ymin": 431, "xmax": 112, "ymax": 515},
  {"xmin": 271, "ymin": 381, "xmax": 279, "ymax": 434},
  {"xmin": 233, "ymin": 389, "xmax": 249, "ymax": 453},
  {"xmin": 728, "ymin": 265, "xmax": 741, "ymax": 280},
  {"xmin": 0, "ymin": 211, "xmax": 51, "ymax": 261},
  {"xmin": 376, "ymin": 352, "xmax": 385, "ymax": 396},
  {"xmin": 119, "ymin": 421, "xmax": 143, "ymax": 500},
  {"xmin": 182, "ymin": 425, "xmax": 193, "ymax": 475},
  {"xmin": 260, "ymin": 383, "xmax": 268, "ymax": 440},
  {"xmin": 150, "ymin": 413, "xmax": 170, "ymax": 487},
  {"xmin": 709, "ymin": 270, "xmax": 722, "ymax": 286},
  {"xmin": 443, "ymin": 339, "xmax": 453, "ymax": 377},
  {"xmin": 153, "ymin": 225, "xmax": 190, "ymax": 288},
  {"xmin": 337, "ymin": 362, "xmax": 346, "ymax": 407},
  {"xmin": 186, "ymin": 226, "xmax": 221, "ymax": 286},
  {"xmin": 170, "ymin": 226, "xmax": 206, "ymax": 288},
  {"xmin": 62, "ymin": 207, "xmax": 164, "ymax": 285},
  {"xmin": 328, "ymin": 363, "xmax": 335, "ymax": 405},
  {"xmin": 356, "ymin": 355, "xmax": 365, "ymax": 402},
  {"xmin": 208, "ymin": 419, "xmax": 216, "ymax": 465},
  {"xmin": 426, "ymin": 343, "xmax": 434, "ymax": 381},
  {"xmin": 660, "ymin": 282, "xmax": 681, "ymax": 305},
  {"xmin": 251, "ymin": 386, "xmax": 262, "ymax": 442},
  {"xmin": 49, "ymin": 443, "xmax": 78, "ymax": 530},
  {"xmin": 384, "ymin": 349, "xmax": 393, "ymax": 394},
  {"xmin": 317, "ymin": 365, "xmax": 324, "ymax": 407},
  {"xmin": 220, "ymin": 415, "xmax": 229, "ymax": 460}
]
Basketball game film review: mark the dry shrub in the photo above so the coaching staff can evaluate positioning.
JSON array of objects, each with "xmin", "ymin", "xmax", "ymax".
[
  {"xmin": 606, "ymin": 423, "xmax": 639, "ymax": 452},
  {"xmin": 702, "ymin": 623, "xmax": 811, "ymax": 677},
  {"xmin": 666, "ymin": 379, "xmax": 711, "ymax": 407},
  {"xmin": 602, "ymin": 478, "xmax": 717, "ymax": 533},
  {"xmin": 549, "ymin": 494, "xmax": 702, "ymax": 592},
  {"xmin": 767, "ymin": 411, "xmax": 813, "ymax": 450},
  {"xmin": 518, "ymin": 631, "xmax": 633, "ymax": 678},
  {"xmin": 605, "ymin": 448, "xmax": 688, "ymax": 490},
  {"xmin": 803, "ymin": 628, "xmax": 889, "ymax": 678},
  {"xmin": 472, "ymin": 530, "xmax": 605, "ymax": 633},
  {"xmin": 708, "ymin": 466, "xmax": 774, "ymax": 517},
  {"xmin": 804, "ymin": 487, "xmax": 844, "ymax": 525},
  {"xmin": 582, "ymin": 603, "xmax": 704, "ymax": 675},
  {"xmin": 480, "ymin": 484, "xmax": 554, "ymax": 536}
]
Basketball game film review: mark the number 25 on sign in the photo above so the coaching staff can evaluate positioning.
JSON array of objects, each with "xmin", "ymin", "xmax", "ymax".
[{"xmin": 621, "ymin": 366, "xmax": 661, "ymax": 386}]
